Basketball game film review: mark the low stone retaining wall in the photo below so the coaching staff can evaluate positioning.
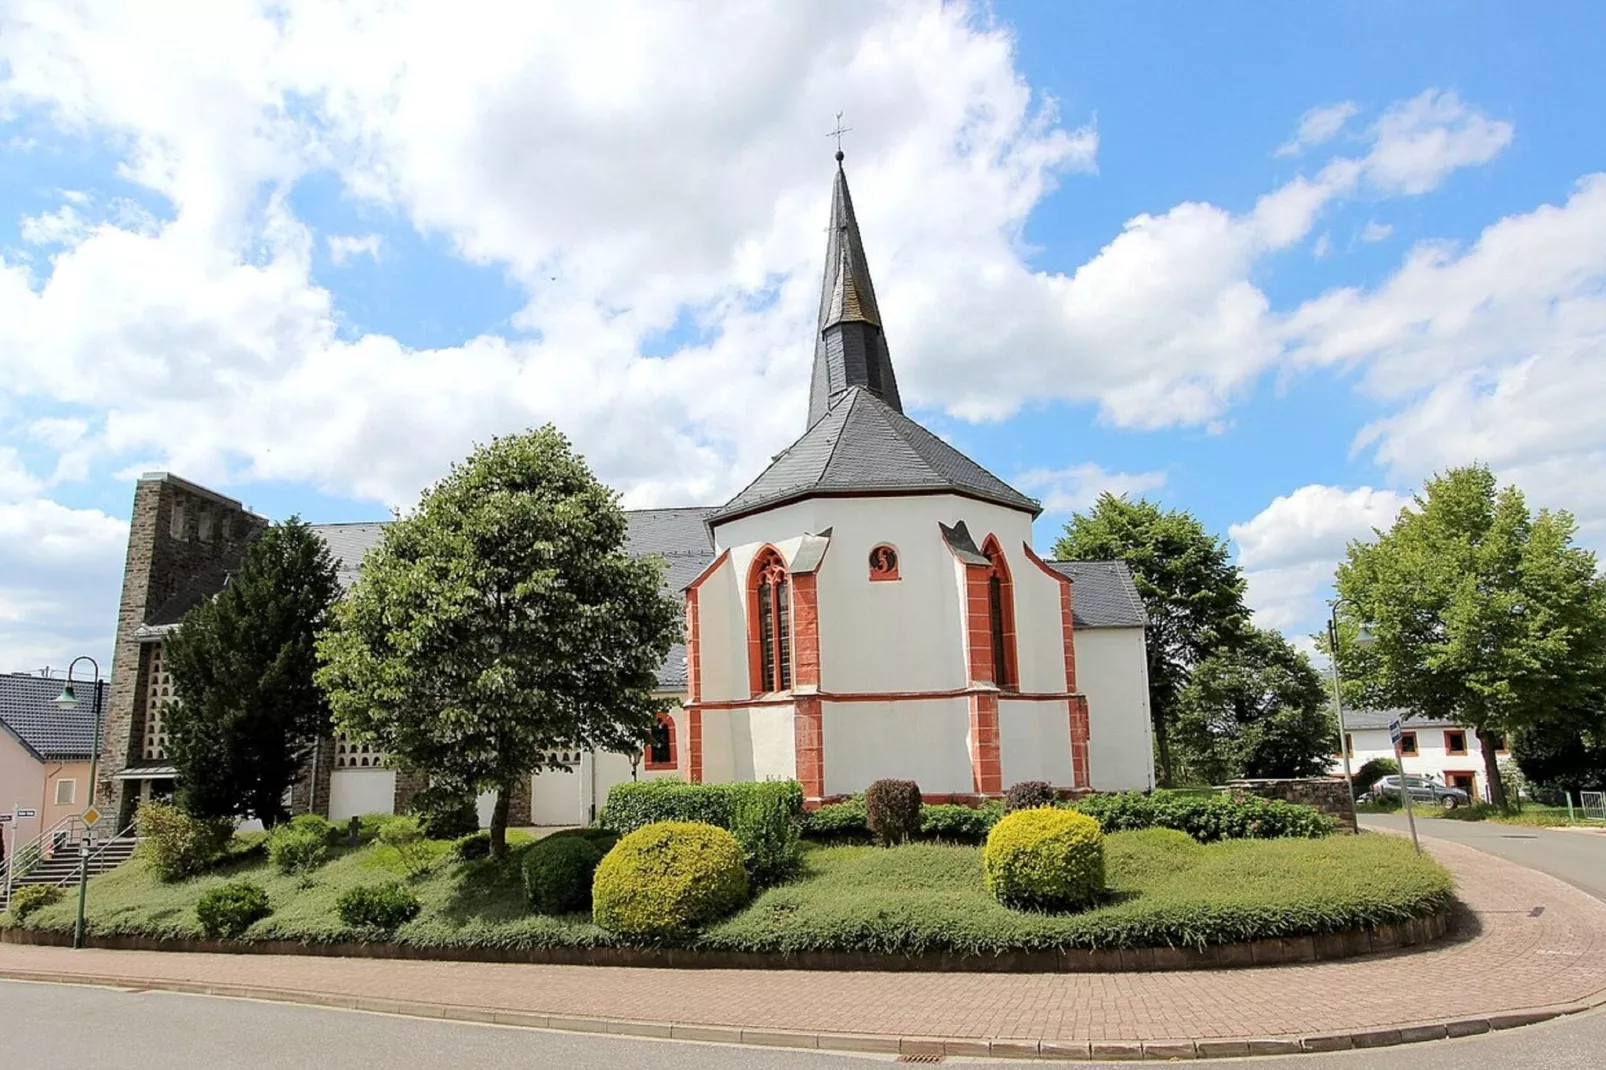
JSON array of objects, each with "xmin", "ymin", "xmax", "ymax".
[
  {"xmin": 1227, "ymin": 777, "xmax": 1357, "ymax": 833},
  {"xmin": 1, "ymin": 909, "xmax": 1449, "ymax": 973}
]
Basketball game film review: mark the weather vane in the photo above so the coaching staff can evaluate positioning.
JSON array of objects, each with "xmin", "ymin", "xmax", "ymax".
[{"xmin": 827, "ymin": 112, "xmax": 852, "ymax": 158}]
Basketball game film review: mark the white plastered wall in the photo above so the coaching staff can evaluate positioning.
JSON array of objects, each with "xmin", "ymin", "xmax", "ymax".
[
  {"xmin": 998, "ymin": 697, "xmax": 1075, "ymax": 786},
  {"xmin": 1073, "ymin": 627, "xmax": 1155, "ymax": 791},
  {"xmin": 710, "ymin": 494, "xmax": 1061, "ymax": 698},
  {"xmin": 1337, "ymin": 726, "xmax": 1492, "ymax": 801},
  {"xmin": 697, "ymin": 704, "xmax": 797, "ymax": 784},
  {"xmin": 821, "ymin": 697, "xmax": 972, "ymax": 795},
  {"xmin": 328, "ymin": 769, "xmax": 397, "ymax": 821}
]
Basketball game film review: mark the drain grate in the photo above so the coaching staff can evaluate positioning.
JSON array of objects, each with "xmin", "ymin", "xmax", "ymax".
[{"xmin": 896, "ymin": 1056, "xmax": 945, "ymax": 1064}]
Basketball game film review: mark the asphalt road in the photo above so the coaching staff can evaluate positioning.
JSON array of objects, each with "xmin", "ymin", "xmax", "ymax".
[
  {"xmin": 1360, "ymin": 812, "xmax": 1606, "ymax": 901},
  {"xmin": 4, "ymin": 980, "xmax": 1606, "ymax": 1069}
]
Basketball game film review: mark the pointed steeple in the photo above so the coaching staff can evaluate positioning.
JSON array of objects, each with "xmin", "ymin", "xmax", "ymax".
[{"xmin": 806, "ymin": 153, "xmax": 903, "ymax": 428}]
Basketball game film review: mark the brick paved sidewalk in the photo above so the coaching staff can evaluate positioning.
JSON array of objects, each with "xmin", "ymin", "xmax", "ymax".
[{"xmin": 3, "ymin": 838, "xmax": 1604, "ymax": 1059}]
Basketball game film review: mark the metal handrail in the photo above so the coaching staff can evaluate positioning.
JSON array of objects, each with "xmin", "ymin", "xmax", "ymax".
[
  {"xmin": 46, "ymin": 820, "xmax": 138, "ymax": 890},
  {"xmin": 5, "ymin": 815, "xmax": 84, "ymax": 881}
]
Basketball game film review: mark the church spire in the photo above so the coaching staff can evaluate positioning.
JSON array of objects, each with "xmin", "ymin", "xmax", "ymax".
[{"xmin": 806, "ymin": 152, "xmax": 903, "ymax": 428}]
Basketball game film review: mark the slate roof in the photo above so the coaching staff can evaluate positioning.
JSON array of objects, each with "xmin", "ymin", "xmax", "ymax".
[
  {"xmin": 709, "ymin": 387, "xmax": 1041, "ymax": 525},
  {"xmin": 1046, "ymin": 561, "xmax": 1149, "ymax": 629},
  {"xmin": 0, "ymin": 672, "xmax": 106, "ymax": 761}
]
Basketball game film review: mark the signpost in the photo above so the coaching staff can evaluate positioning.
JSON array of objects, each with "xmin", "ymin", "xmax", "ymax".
[
  {"xmin": 14, "ymin": 808, "xmax": 36, "ymax": 819},
  {"xmin": 1388, "ymin": 718, "xmax": 1422, "ymax": 853}
]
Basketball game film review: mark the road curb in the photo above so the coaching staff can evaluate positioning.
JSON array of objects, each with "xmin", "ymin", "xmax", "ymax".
[{"xmin": 2, "ymin": 965, "xmax": 1602, "ymax": 1060}]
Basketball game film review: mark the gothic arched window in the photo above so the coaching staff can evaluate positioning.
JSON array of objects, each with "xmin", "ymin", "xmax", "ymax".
[
  {"xmin": 749, "ymin": 548, "xmax": 792, "ymax": 693},
  {"xmin": 645, "ymin": 713, "xmax": 676, "ymax": 770},
  {"xmin": 982, "ymin": 536, "xmax": 1017, "ymax": 690}
]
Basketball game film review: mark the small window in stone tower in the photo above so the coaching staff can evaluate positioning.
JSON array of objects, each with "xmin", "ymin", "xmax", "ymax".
[
  {"xmin": 170, "ymin": 497, "xmax": 187, "ymax": 540},
  {"xmin": 197, "ymin": 506, "xmax": 214, "ymax": 542},
  {"xmin": 868, "ymin": 544, "xmax": 900, "ymax": 581}
]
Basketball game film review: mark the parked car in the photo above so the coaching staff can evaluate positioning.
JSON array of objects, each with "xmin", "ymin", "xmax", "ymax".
[{"xmin": 1366, "ymin": 774, "xmax": 1471, "ymax": 809}]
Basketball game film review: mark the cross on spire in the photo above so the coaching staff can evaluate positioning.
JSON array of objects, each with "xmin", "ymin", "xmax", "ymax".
[{"xmin": 827, "ymin": 112, "xmax": 851, "ymax": 161}]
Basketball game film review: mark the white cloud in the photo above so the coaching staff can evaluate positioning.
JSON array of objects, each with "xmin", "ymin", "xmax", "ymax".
[
  {"xmin": 1275, "ymin": 102, "xmax": 1357, "ymax": 157},
  {"xmin": 0, "ymin": 447, "xmax": 42, "ymax": 499},
  {"xmin": 0, "ymin": 497, "xmax": 126, "ymax": 672},
  {"xmin": 19, "ymin": 204, "xmax": 89, "ymax": 247},
  {"xmin": 1313, "ymin": 232, "xmax": 1332, "ymax": 259},
  {"xmin": 1363, "ymin": 90, "xmax": 1513, "ymax": 196},
  {"xmin": 1013, "ymin": 463, "xmax": 1166, "ymax": 515},
  {"xmin": 1231, "ymin": 485, "xmax": 1411, "ymax": 633},
  {"xmin": 1359, "ymin": 220, "xmax": 1393, "ymax": 243},
  {"xmin": 327, "ymin": 233, "xmax": 382, "ymax": 265}
]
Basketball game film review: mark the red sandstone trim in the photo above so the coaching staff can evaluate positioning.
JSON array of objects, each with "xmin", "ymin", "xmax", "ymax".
[
  {"xmin": 746, "ymin": 545, "xmax": 789, "ymax": 696},
  {"xmin": 979, "ymin": 536, "xmax": 1019, "ymax": 692},
  {"xmin": 643, "ymin": 712, "xmax": 678, "ymax": 772},
  {"xmin": 1021, "ymin": 542, "xmax": 1077, "ymax": 693},
  {"xmin": 791, "ymin": 572, "xmax": 820, "ymax": 689},
  {"xmin": 793, "ymin": 695, "xmax": 824, "ymax": 799},
  {"xmin": 688, "ymin": 707, "xmax": 703, "ymax": 784},
  {"xmin": 968, "ymin": 691, "xmax": 1002, "ymax": 794}
]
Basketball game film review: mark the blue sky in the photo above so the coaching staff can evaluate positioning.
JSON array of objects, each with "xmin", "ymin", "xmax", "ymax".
[{"xmin": 2, "ymin": 1, "xmax": 1604, "ymax": 672}]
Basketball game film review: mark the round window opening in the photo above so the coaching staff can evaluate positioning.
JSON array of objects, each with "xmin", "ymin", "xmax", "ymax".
[{"xmin": 869, "ymin": 544, "xmax": 900, "ymax": 581}]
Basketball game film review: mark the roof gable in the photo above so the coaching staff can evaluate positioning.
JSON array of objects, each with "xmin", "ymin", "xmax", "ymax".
[{"xmin": 0, "ymin": 673, "xmax": 104, "ymax": 760}]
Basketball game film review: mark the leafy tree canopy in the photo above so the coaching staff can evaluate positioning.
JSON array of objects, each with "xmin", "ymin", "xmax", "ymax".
[
  {"xmin": 164, "ymin": 517, "xmax": 341, "ymax": 825},
  {"xmin": 1175, "ymin": 626, "xmax": 1335, "ymax": 784},
  {"xmin": 1052, "ymin": 492, "xmax": 1249, "ymax": 785},
  {"xmin": 1334, "ymin": 464, "xmax": 1606, "ymax": 809},
  {"xmin": 1512, "ymin": 716, "xmax": 1606, "ymax": 804},
  {"xmin": 315, "ymin": 426, "xmax": 683, "ymax": 856}
]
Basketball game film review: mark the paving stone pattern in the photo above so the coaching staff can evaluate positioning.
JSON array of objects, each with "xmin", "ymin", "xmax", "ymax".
[{"xmin": 1, "ymin": 839, "xmax": 1603, "ymax": 1053}]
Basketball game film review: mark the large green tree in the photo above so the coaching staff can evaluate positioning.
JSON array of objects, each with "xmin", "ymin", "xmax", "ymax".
[
  {"xmin": 1174, "ymin": 626, "xmax": 1334, "ymax": 784},
  {"xmin": 1512, "ymin": 715, "xmax": 1606, "ymax": 805},
  {"xmin": 1334, "ymin": 465, "xmax": 1606, "ymax": 810},
  {"xmin": 164, "ymin": 518, "xmax": 341, "ymax": 826},
  {"xmin": 1053, "ymin": 493, "xmax": 1249, "ymax": 785},
  {"xmin": 315, "ymin": 427, "xmax": 682, "ymax": 857}
]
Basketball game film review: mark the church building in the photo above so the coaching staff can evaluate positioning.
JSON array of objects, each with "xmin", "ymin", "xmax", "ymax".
[{"xmin": 95, "ymin": 154, "xmax": 1155, "ymax": 829}]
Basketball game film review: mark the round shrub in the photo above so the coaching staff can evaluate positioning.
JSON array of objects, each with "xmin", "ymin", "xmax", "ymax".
[
  {"xmin": 1004, "ymin": 780, "xmax": 1059, "ymax": 813},
  {"xmin": 592, "ymin": 821, "xmax": 749, "ymax": 940},
  {"xmin": 196, "ymin": 881, "xmax": 271, "ymax": 939},
  {"xmin": 864, "ymin": 779, "xmax": 922, "ymax": 846},
  {"xmin": 523, "ymin": 836, "xmax": 606, "ymax": 915},
  {"xmin": 135, "ymin": 801, "xmax": 236, "ymax": 881},
  {"xmin": 336, "ymin": 881, "xmax": 421, "ymax": 931},
  {"xmin": 983, "ymin": 808, "xmax": 1105, "ymax": 912},
  {"xmin": 543, "ymin": 827, "xmax": 620, "ymax": 852},
  {"xmin": 268, "ymin": 818, "xmax": 331, "ymax": 879},
  {"xmin": 6, "ymin": 884, "xmax": 63, "ymax": 921}
]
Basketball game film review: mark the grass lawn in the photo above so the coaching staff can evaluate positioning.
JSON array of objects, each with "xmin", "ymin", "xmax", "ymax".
[{"xmin": 6, "ymin": 827, "xmax": 1452, "ymax": 956}]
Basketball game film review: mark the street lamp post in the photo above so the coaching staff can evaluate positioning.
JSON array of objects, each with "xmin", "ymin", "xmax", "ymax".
[
  {"xmin": 55, "ymin": 656, "xmax": 103, "ymax": 950},
  {"xmin": 1326, "ymin": 598, "xmax": 1373, "ymax": 836}
]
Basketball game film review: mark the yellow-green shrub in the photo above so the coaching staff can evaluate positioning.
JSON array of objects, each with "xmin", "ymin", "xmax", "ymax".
[
  {"xmin": 982, "ymin": 808, "xmax": 1105, "ymax": 911},
  {"xmin": 591, "ymin": 821, "xmax": 749, "ymax": 940}
]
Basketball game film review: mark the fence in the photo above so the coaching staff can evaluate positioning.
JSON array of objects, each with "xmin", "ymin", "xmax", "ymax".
[{"xmin": 1581, "ymin": 791, "xmax": 1606, "ymax": 822}]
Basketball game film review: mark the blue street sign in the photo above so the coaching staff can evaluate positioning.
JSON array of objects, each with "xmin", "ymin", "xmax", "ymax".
[{"xmin": 1388, "ymin": 719, "xmax": 1402, "ymax": 746}]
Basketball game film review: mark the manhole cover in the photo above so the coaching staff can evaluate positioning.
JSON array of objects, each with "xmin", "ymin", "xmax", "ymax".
[{"xmin": 896, "ymin": 1056, "xmax": 945, "ymax": 1064}]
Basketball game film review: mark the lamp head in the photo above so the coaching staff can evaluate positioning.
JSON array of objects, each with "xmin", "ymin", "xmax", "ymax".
[
  {"xmin": 54, "ymin": 681, "xmax": 78, "ymax": 709},
  {"xmin": 1354, "ymin": 624, "xmax": 1377, "ymax": 649}
]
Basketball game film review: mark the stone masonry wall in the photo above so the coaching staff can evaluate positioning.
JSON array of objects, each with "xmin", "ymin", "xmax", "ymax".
[
  {"xmin": 101, "ymin": 474, "xmax": 269, "ymax": 824},
  {"xmin": 1226, "ymin": 777, "xmax": 1357, "ymax": 834}
]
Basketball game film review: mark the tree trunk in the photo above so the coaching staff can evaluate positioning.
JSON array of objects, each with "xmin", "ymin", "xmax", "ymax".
[
  {"xmin": 489, "ymin": 784, "xmax": 512, "ymax": 859},
  {"xmin": 1478, "ymin": 728, "xmax": 1508, "ymax": 811}
]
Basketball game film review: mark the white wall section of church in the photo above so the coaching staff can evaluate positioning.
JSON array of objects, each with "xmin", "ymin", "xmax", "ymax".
[
  {"xmin": 696, "ymin": 556, "xmax": 743, "ymax": 702},
  {"xmin": 530, "ymin": 764, "xmax": 585, "ymax": 827},
  {"xmin": 714, "ymin": 495, "xmax": 1040, "ymax": 695},
  {"xmin": 1008, "ymin": 553, "xmax": 1070, "ymax": 694},
  {"xmin": 821, "ymin": 698, "xmax": 973, "ymax": 796},
  {"xmin": 1074, "ymin": 627, "xmax": 1155, "ymax": 791},
  {"xmin": 998, "ymin": 698, "xmax": 1076, "ymax": 786},
  {"xmin": 328, "ymin": 768, "xmax": 397, "ymax": 821}
]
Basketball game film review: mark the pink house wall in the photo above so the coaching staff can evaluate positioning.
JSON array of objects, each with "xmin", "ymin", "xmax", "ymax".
[{"xmin": 0, "ymin": 731, "xmax": 94, "ymax": 854}]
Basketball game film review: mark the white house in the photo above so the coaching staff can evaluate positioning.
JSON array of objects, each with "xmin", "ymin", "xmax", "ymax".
[
  {"xmin": 97, "ymin": 152, "xmax": 1157, "ymax": 827},
  {"xmin": 1335, "ymin": 708, "xmax": 1505, "ymax": 803}
]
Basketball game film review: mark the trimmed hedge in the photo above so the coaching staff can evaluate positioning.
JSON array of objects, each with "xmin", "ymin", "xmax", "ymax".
[
  {"xmin": 920, "ymin": 803, "xmax": 1002, "ymax": 844},
  {"xmin": 337, "ymin": 881, "xmax": 421, "ymax": 931},
  {"xmin": 1070, "ymin": 790, "xmax": 1335, "ymax": 841},
  {"xmin": 196, "ymin": 881, "xmax": 271, "ymax": 939},
  {"xmin": 592, "ymin": 821, "xmax": 749, "ymax": 940},
  {"xmin": 454, "ymin": 831, "xmax": 492, "ymax": 861},
  {"xmin": 983, "ymin": 809, "xmax": 1105, "ymax": 911},
  {"xmin": 865, "ymin": 779, "xmax": 922, "ymax": 846},
  {"xmin": 602, "ymin": 780, "xmax": 802, "ymax": 885},
  {"xmin": 802, "ymin": 797, "xmax": 869, "ymax": 841},
  {"xmin": 523, "ymin": 836, "xmax": 606, "ymax": 915}
]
